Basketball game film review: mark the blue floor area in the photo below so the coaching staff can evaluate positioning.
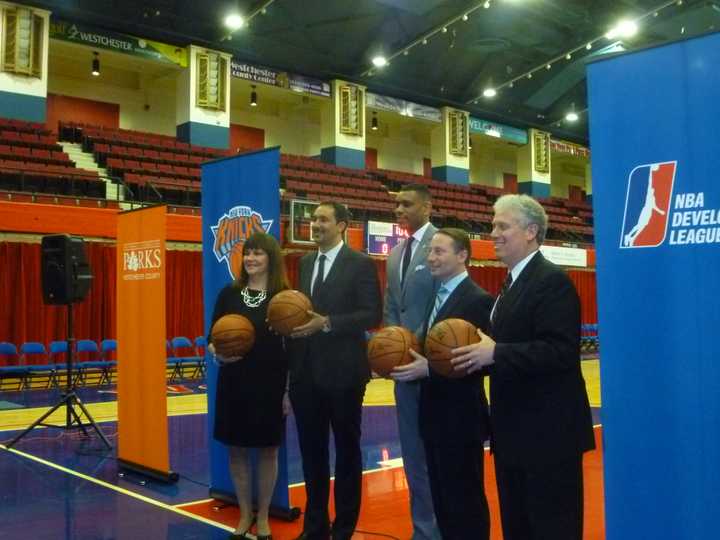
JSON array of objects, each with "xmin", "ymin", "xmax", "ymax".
[
  {"xmin": 1, "ymin": 385, "xmax": 603, "ymax": 539},
  {"xmin": 0, "ymin": 449, "xmax": 231, "ymax": 540}
]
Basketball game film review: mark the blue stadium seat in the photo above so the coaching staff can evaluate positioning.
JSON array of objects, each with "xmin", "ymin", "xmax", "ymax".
[
  {"xmin": 48, "ymin": 340, "xmax": 68, "ymax": 388},
  {"xmin": 75, "ymin": 339, "xmax": 105, "ymax": 386}
]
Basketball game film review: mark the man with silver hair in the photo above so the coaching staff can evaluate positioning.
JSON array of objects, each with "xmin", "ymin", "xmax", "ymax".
[{"xmin": 453, "ymin": 193, "xmax": 595, "ymax": 540}]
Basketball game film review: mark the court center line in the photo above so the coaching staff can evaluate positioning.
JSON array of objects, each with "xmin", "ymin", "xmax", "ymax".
[{"xmin": 0, "ymin": 443, "xmax": 234, "ymax": 533}]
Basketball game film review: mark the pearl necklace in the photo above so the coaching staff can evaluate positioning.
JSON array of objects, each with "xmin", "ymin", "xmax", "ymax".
[{"xmin": 241, "ymin": 287, "xmax": 267, "ymax": 308}]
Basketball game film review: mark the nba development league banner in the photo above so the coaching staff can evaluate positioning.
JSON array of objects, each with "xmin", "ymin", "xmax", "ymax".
[
  {"xmin": 588, "ymin": 32, "xmax": 720, "ymax": 539},
  {"xmin": 201, "ymin": 148, "xmax": 294, "ymax": 514}
]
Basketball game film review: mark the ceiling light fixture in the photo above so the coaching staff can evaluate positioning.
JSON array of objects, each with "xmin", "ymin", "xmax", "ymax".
[
  {"xmin": 371, "ymin": 113, "xmax": 378, "ymax": 131},
  {"xmin": 483, "ymin": 87, "xmax": 497, "ymax": 98},
  {"xmin": 484, "ymin": 1, "xmax": 491, "ymax": 9},
  {"xmin": 565, "ymin": 111, "xmax": 579, "ymax": 122},
  {"xmin": 462, "ymin": 14, "xmax": 469, "ymax": 21},
  {"xmin": 250, "ymin": 85, "xmax": 257, "ymax": 107},
  {"xmin": 372, "ymin": 55, "xmax": 388, "ymax": 68},
  {"xmin": 91, "ymin": 52, "xmax": 100, "ymax": 77},
  {"xmin": 224, "ymin": 13, "xmax": 245, "ymax": 30}
]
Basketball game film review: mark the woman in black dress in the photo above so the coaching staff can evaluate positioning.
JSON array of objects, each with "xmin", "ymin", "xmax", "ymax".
[{"xmin": 208, "ymin": 232, "xmax": 289, "ymax": 540}]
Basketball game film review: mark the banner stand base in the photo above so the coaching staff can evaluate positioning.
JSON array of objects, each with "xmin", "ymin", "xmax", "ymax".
[
  {"xmin": 119, "ymin": 458, "xmax": 179, "ymax": 484},
  {"xmin": 209, "ymin": 488, "xmax": 301, "ymax": 521}
]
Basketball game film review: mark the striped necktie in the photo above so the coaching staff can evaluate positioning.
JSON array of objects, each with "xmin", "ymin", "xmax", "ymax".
[{"xmin": 427, "ymin": 285, "xmax": 449, "ymax": 329}]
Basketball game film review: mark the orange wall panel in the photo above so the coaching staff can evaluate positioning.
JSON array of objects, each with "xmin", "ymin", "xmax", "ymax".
[
  {"xmin": 0, "ymin": 201, "xmax": 200, "ymax": 242},
  {"xmin": 46, "ymin": 93, "xmax": 119, "ymax": 134},
  {"xmin": 230, "ymin": 123, "xmax": 265, "ymax": 151}
]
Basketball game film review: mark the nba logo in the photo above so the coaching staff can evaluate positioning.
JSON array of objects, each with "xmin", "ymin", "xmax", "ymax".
[{"xmin": 620, "ymin": 161, "xmax": 677, "ymax": 248}]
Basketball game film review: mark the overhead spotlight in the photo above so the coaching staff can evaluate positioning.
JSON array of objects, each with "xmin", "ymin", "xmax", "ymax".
[
  {"xmin": 677, "ymin": 0, "xmax": 683, "ymax": 5},
  {"xmin": 91, "ymin": 52, "xmax": 100, "ymax": 76},
  {"xmin": 565, "ymin": 111, "xmax": 579, "ymax": 122},
  {"xmin": 372, "ymin": 55, "xmax": 388, "ymax": 68},
  {"xmin": 224, "ymin": 13, "xmax": 245, "ymax": 31},
  {"xmin": 250, "ymin": 85, "xmax": 257, "ymax": 107},
  {"xmin": 586, "ymin": 42, "xmax": 592, "ymax": 50},
  {"xmin": 484, "ymin": 1, "xmax": 491, "ymax": 9},
  {"xmin": 527, "ymin": 73, "xmax": 533, "ymax": 79},
  {"xmin": 403, "ymin": 50, "xmax": 409, "ymax": 56},
  {"xmin": 681, "ymin": 26, "xmax": 685, "ymax": 34},
  {"xmin": 546, "ymin": 64, "xmax": 551, "ymax": 69},
  {"xmin": 469, "ymin": 138, "xmax": 473, "ymax": 150},
  {"xmin": 462, "ymin": 14, "xmax": 469, "ymax": 21},
  {"xmin": 483, "ymin": 87, "xmax": 497, "ymax": 98},
  {"xmin": 509, "ymin": 81, "xmax": 514, "ymax": 88},
  {"xmin": 607, "ymin": 19, "xmax": 638, "ymax": 40},
  {"xmin": 422, "ymin": 38, "xmax": 428, "ymax": 45},
  {"xmin": 442, "ymin": 27, "xmax": 448, "ymax": 33},
  {"xmin": 371, "ymin": 113, "xmax": 378, "ymax": 131},
  {"xmin": 566, "ymin": 53, "xmax": 572, "ymax": 60},
  {"xmin": 261, "ymin": 8, "xmax": 267, "ymax": 14}
]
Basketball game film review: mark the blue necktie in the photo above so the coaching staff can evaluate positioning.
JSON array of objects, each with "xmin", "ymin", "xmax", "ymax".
[{"xmin": 427, "ymin": 285, "xmax": 449, "ymax": 329}]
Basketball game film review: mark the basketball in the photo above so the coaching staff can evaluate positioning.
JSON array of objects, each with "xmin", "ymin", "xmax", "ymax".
[
  {"xmin": 211, "ymin": 314, "xmax": 255, "ymax": 360},
  {"xmin": 267, "ymin": 289, "xmax": 313, "ymax": 336},
  {"xmin": 425, "ymin": 318, "xmax": 480, "ymax": 378},
  {"xmin": 367, "ymin": 326, "xmax": 420, "ymax": 378}
]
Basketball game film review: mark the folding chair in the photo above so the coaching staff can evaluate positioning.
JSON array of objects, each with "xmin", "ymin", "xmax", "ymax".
[
  {"xmin": 19, "ymin": 342, "xmax": 53, "ymax": 390},
  {"xmin": 0, "ymin": 342, "xmax": 28, "ymax": 391},
  {"xmin": 75, "ymin": 339, "xmax": 103, "ymax": 386},
  {"xmin": 48, "ymin": 340, "xmax": 68, "ymax": 388},
  {"xmin": 194, "ymin": 336, "xmax": 207, "ymax": 378},
  {"xmin": 99, "ymin": 339, "xmax": 118, "ymax": 385},
  {"xmin": 168, "ymin": 336, "xmax": 201, "ymax": 381}
]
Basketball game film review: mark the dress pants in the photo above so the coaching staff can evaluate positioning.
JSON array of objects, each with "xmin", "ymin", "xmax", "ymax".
[
  {"xmin": 495, "ymin": 455, "xmax": 584, "ymax": 540},
  {"xmin": 290, "ymin": 381, "xmax": 366, "ymax": 540},
  {"xmin": 394, "ymin": 381, "xmax": 441, "ymax": 540},
  {"xmin": 424, "ymin": 441, "xmax": 490, "ymax": 540}
]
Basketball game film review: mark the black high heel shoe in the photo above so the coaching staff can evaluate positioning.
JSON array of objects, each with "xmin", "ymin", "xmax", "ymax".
[{"xmin": 228, "ymin": 517, "xmax": 256, "ymax": 539}]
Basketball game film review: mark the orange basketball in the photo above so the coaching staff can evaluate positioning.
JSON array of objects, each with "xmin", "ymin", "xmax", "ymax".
[
  {"xmin": 267, "ymin": 289, "xmax": 313, "ymax": 336},
  {"xmin": 425, "ymin": 318, "xmax": 480, "ymax": 378},
  {"xmin": 367, "ymin": 326, "xmax": 420, "ymax": 378},
  {"xmin": 211, "ymin": 314, "xmax": 255, "ymax": 360}
]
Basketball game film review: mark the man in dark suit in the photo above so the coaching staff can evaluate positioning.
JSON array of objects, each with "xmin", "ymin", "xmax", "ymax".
[
  {"xmin": 384, "ymin": 183, "xmax": 441, "ymax": 540},
  {"xmin": 453, "ymin": 194, "xmax": 595, "ymax": 540},
  {"xmin": 288, "ymin": 202, "xmax": 382, "ymax": 540},
  {"xmin": 408, "ymin": 227, "xmax": 493, "ymax": 540}
]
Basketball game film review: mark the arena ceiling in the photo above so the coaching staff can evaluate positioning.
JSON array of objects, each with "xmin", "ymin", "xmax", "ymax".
[{"xmin": 27, "ymin": 0, "xmax": 720, "ymax": 144}]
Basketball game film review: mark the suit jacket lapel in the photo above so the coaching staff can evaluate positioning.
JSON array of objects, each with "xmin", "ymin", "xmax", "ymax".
[
  {"xmin": 493, "ymin": 252, "xmax": 544, "ymax": 331},
  {"xmin": 301, "ymin": 254, "xmax": 315, "ymax": 296},
  {"xmin": 317, "ymin": 244, "xmax": 347, "ymax": 294},
  {"xmin": 401, "ymin": 223, "xmax": 435, "ymax": 298},
  {"xmin": 435, "ymin": 277, "xmax": 470, "ymax": 322}
]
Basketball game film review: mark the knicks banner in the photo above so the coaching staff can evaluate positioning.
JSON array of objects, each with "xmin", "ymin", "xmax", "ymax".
[
  {"xmin": 588, "ymin": 32, "xmax": 720, "ymax": 538},
  {"xmin": 202, "ymin": 148, "xmax": 296, "ymax": 517},
  {"xmin": 116, "ymin": 205, "xmax": 176, "ymax": 482}
]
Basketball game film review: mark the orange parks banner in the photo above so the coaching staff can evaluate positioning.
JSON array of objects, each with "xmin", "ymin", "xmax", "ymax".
[{"xmin": 116, "ymin": 205, "xmax": 176, "ymax": 481}]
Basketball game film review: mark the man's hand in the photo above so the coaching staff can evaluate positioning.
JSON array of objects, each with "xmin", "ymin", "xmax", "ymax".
[
  {"xmin": 290, "ymin": 310, "xmax": 328, "ymax": 339},
  {"xmin": 390, "ymin": 349, "xmax": 429, "ymax": 382},
  {"xmin": 451, "ymin": 328, "xmax": 496, "ymax": 373}
]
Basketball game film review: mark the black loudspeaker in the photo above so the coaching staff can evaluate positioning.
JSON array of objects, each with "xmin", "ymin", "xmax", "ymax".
[{"xmin": 41, "ymin": 234, "xmax": 93, "ymax": 305}]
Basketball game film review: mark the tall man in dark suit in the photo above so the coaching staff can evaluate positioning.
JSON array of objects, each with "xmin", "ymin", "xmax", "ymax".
[
  {"xmin": 453, "ymin": 194, "xmax": 595, "ymax": 540},
  {"xmin": 288, "ymin": 202, "xmax": 382, "ymax": 540},
  {"xmin": 384, "ymin": 184, "xmax": 441, "ymax": 540},
  {"xmin": 408, "ymin": 228, "xmax": 493, "ymax": 540}
]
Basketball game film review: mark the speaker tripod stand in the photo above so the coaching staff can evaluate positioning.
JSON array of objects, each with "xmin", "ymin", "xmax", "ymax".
[{"xmin": 7, "ymin": 304, "xmax": 111, "ymax": 449}]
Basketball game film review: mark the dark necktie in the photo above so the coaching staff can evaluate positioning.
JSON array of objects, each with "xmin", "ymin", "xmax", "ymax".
[
  {"xmin": 400, "ymin": 236, "xmax": 414, "ymax": 288},
  {"xmin": 312, "ymin": 254, "xmax": 327, "ymax": 299},
  {"xmin": 491, "ymin": 273, "xmax": 513, "ymax": 327}
]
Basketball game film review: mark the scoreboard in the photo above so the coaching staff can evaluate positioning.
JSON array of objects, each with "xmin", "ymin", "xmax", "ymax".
[{"xmin": 366, "ymin": 221, "xmax": 408, "ymax": 256}]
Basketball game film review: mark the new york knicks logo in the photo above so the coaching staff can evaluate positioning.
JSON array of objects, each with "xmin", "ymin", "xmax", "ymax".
[
  {"xmin": 211, "ymin": 206, "xmax": 273, "ymax": 279},
  {"xmin": 620, "ymin": 161, "xmax": 677, "ymax": 248}
]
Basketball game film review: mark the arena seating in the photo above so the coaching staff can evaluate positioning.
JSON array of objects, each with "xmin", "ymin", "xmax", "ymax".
[
  {"xmin": 0, "ymin": 119, "xmax": 595, "ymax": 242},
  {"xmin": 0, "ymin": 118, "xmax": 104, "ymax": 198}
]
